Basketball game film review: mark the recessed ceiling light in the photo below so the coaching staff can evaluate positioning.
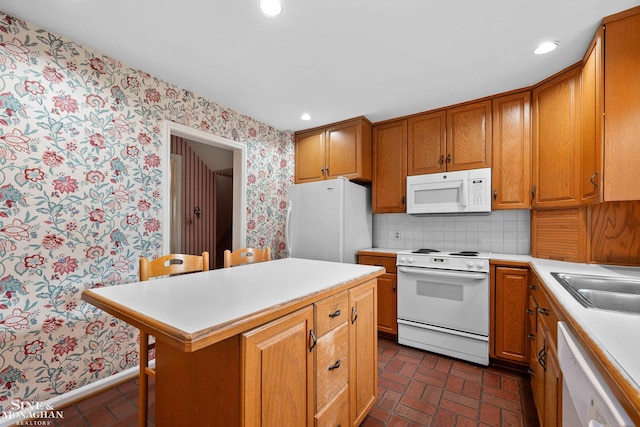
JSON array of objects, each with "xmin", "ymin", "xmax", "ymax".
[
  {"xmin": 301, "ymin": 113, "xmax": 311, "ymax": 121},
  {"xmin": 534, "ymin": 41, "xmax": 559, "ymax": 55},
  {"xmin": 259, "ymin": 0, "xmax": 282, "ymax": 17}
]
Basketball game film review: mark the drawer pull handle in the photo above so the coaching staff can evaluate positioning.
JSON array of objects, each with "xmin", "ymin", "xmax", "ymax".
[
  {"xmin": 528, "ymin": 333, "xmax": 535, "ymax": 340},
  {"xmin": 529, "ymin": 285, "xmax": 536, "ymax": 290},
  {"xmin": 328, "ymin": 309, "xmax": 341, "ymax": 318},
  {"xmin": 328, "ymin": 359, "xmax": 341, "ymax": 370},
  {"xmin": 309, "ymin": 329, "xmax": 317, "ymax": 352},
  {"xmin": 538, "ymin": 308, "xmax": 549, "ymax": 316},
  {"xmin": 375, "ymin": 263, "xmax": 383, "ymax": 267},
  {"xmin": 526, "ymin": 309, "xmax": 534, "ymax": 315},
  {"xmin": 351, "ymin": 306, "xmax": 358, "ymax": 324}
]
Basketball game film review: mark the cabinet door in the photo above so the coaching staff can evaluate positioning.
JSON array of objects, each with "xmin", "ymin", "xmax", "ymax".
[
  {"xmin": 494, "ymin": 267, "xmax": 529, "ymax": 364},
  {"xmin": 446, "ymin": 100, "xmax": 492, "ymax": 172},
  {"xmin": 604, "ymin": 12, "xmax": 640, "ymax": 201},
  {"xmin": 532, "ymin": 67, "xmax": 582, "ymax": 208},
  {"xmin": 407, "ymin": 111, "xmax": 446, "ymax": 175},
  {"xmin": 581, "ymin": 28, "xmax": 603, "ymax": 203},
  {"xmin": 376, "ymin": 274, "xmax": 397, "ymax": 337},
  {"xmin": 492, "ymin": 92, "xmax": 531, "ymax": 209},
  {"xmin": 242, "ymin": 306, "xmax": 314, "ymax": 427},
  {"xmin": 543, "ymin": 336, "xmax": 562, "ymax": 427},
  {"xmin": 295, "ymin": 129, "xmax": 326, "ymax": 183},
  {"xmin": 348, "ymin": 280, "xmax": 377, "ymax": 427},
  {"xmin": 326, "ymin": 119, "xmax": 372, "ymax": 182},
  {"xmin": 373, "ymin": 120, "xmax": 407, "ymax": 213}
]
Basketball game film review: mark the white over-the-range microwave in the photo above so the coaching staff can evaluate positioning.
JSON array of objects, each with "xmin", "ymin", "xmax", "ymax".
[{"xmin": 406, "ymin": 167, "xmax": 492, "ymax": 214}]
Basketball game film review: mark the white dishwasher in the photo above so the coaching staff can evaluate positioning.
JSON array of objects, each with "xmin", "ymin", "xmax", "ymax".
[{"xmin": 558, "ymin": 322, "xmax": 633, "ymax": 427}]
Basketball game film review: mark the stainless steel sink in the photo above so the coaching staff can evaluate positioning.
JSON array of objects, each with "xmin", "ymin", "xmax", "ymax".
[{"xmin": 550, "ymin": 272, "xmax": 640, "ymax": 315}]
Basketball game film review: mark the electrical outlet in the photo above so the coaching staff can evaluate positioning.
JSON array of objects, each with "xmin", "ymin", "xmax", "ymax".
[{"xmin": 394, "ymin": 230, "xmax": 401, "ymax": 240}]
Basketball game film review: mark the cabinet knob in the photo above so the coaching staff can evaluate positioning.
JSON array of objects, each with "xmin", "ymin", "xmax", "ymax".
[
  {"xmin": 439, "ymin": 155, "xmax": 444, "ymax": 165},
  {"xmin": 528, "ymin": 333, "xmax": 536, "ymax": 340},
  {"xmin": 529, "ymin": 285, "xmax": 536, "ymax": 290},
  {"xmin": 538, "ymin": 308, "xmax": 550, "ymax": 316},
  {"xmin": 447, "ymin": 153, "xmax": 451, "ymax": 163},
  {"xmin": 531, "ymin": 186, "xmax": 536, "ymax": 200},
  {"xmin": 526, "ymin": 309, "xmax": 534, "ymax": 315},
  {"xmin": 493, "ymin": 189, "xmax": 498, "ymax": 200}
]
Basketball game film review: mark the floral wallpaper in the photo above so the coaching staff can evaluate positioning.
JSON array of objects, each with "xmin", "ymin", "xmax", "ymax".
[{"xmin": 0, "ymin": 11, "xmax": 294, "ymax": 413}]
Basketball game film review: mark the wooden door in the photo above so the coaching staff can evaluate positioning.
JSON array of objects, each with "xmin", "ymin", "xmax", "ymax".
[
  {"xmin": 493, "ymin": 267, "xmax": 529, "ymax": 364},
  {"xmin": 446, "ymin": 100, "xmax": 492, "ymax": 171},
  {"xmin": 532, "ymin": 67, "xmax": 582, "ymax": 208},
  {"xmin": 543, "ymin": 333, "xmax": 562, "ymax": 427},
  {"xmin": 295, "ymin": 129, "xmax": 326, "ymax": 183},
  {"xmin": 373, "ymin": 120, "xmax": 407, "ymax": 213},
  {"xmin": 492, "ymin": 92, "xmax": 531, "ymax": 209},
  {"xmin": 326, "ymin": 121, "xmax": 360, "ymax": 180},
  {"xmin": 348, "ymin": 280, "xmax": 377, "ymax": 427},
  {"xmin": 604, "ymin": 11, "xmax": 640, "ymax": 201},
  {"xmin": 376, "ymin": 274, "xmax": 397, "ymax": 337},
  {"xmin": 407, "ymin": 111, "xmax": 446, "ymax": 175},
  {"xmin": 581, "ymin": 28, "xmax": 603, "ymax": 204},
  {"xmin": 242, "ymin": 306, "xmax": 314, "ymax": 427}
]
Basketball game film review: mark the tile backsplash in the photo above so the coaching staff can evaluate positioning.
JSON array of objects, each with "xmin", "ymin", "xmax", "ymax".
[{"xmin": 373, "ymin": 210, "xmax": 531, "ymax": 254}]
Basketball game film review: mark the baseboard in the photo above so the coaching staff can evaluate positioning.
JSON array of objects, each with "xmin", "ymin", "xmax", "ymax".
[{"xmin": 0, "ymin": 362, "xmax": 153, "ymax": 427}]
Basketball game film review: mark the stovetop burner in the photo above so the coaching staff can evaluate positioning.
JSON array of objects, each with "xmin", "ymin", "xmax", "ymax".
[{"xmin": 411, "ymin": 248, "xmax": 440, "ymax": 254}]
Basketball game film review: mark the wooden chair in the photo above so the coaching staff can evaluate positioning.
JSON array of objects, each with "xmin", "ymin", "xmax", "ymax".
[
  {"xmin": 223, "ymin": 247, "xmax": 271, "ymax": 268},
  {"xmin": 137, "ymin": 252, "xmax": 209, "ymax": 427}
]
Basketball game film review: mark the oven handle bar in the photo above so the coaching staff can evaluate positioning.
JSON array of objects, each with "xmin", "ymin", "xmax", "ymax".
[{"xmin": 398, "ymin": 266, "xmax": 487, "ymax": 280}]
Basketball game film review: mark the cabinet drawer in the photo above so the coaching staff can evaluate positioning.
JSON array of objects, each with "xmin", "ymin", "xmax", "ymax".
[
  {"xmin": 315, "ymin": 385, "xmax": 348, "ymax": 427},
  {"xmin": 358, "ymin": 255, "xmax": 396, "ymax": 274},
  {"xmin": 315, "ymin": 291, "xmax": 348, "ymax": 337},
  {"xmin": 316, "ymin": 323, "xmax": 349, "ymax": 410}
]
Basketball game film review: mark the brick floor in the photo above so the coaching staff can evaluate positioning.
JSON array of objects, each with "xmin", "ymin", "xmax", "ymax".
[
  {"xmin": 34, "ymin": 337, "xmax": 537, "ymax": 426},
  {"xmin": 362, "ymin": 338, "xmax": 539, "ymax": 427}
]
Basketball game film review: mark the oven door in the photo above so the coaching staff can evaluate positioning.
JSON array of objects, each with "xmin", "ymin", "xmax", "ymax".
[{"xmin": 397, "ymin": 266, "xmax": 489, "ymax": 336}]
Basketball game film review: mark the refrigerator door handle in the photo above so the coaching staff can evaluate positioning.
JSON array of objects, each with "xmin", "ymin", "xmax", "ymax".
[{"xmin": 285, "ymin": 201, "xmax": 292, "ymax": 257}]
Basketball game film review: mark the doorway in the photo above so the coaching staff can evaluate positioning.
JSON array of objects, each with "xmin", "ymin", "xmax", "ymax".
[{"xmin": 162, "ymin": 120, "xmax": 246, "ymax": 267}]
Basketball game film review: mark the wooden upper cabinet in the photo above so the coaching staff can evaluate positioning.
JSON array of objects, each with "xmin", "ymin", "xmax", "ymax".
[
  {"xmin": 492, "ymin": 91, "xmax": 531, "ymax": 210},
  {"xmin": 407, "ymin": 111, "xmax": 446, "ymax": 175},
  {"xmin": 295, "ymin": 129, "xmax": 326, "ymax": 183},
  {"xmin": 581, "ymin": 27, "xmax": 603, "ymax": 204},
  {"xmin": 294, "ymin": 117, "xmax": 372, "ymax": 184},
  {"xmin": 532, "ymin": 66, "xmax": 582, "ymax": 208},
  {"xmin": 373, "ymin": 120, "xmax": 407, "ymax": 213},
  {"xmin": 604, "ymin": 9, "xmax": 640, "ymax": 201},
  {"xmin": 446, "ymin": 100, "xmax": 492, "ymax": 172},
  {"xmin": 408, "ymin": 101, "xmax": 491, "ymax": 175}
]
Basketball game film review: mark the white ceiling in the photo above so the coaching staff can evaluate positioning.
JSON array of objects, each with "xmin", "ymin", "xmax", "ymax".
[{"xmin": 1, "ymin": 0, "xmax": 639, "ymax": 131}]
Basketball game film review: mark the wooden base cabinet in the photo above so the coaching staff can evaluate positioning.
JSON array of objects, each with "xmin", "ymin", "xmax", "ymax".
[
  {"xmin": 491, "ymin": 265, "xmax": 529, "ymax": 365},
  {"xmin": 358, "ymin": 252, "xmax": 397, "ymax": 337},
  {"xmin": 242, "ymin": 307, "xmax": 315, "ymax": 427},
  {"xmin": 528, "ymin": 273, "xmax": 562, "ymax": 427},
  {"xmin": 349, "ymin": 280, "xmax": 377, "ymax": 427}
]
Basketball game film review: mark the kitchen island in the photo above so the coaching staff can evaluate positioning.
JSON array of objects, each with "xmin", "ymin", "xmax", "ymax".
[{"xmin": 81, "ymin": 258, "xmax": 384, "ymax": 426}]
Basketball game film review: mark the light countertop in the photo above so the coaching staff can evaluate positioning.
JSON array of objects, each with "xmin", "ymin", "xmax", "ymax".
[
  {"xmin": 362, "ymin": 248, "xmax": 640, "ymax": 391},
  {"xmin": 82, "ymin": 258, "xmax": 383, "ymax": 351}
]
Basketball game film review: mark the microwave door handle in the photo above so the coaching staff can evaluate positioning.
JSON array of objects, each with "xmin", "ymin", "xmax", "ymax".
[{"xmin": 460, "ymin": 181, "xmax": 468, "ymax": 208}]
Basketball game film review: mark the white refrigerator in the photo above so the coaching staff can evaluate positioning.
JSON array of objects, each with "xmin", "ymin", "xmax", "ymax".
[{"xmin": 286, "ymin": 177, "xmax": 372, "ymax": 263}]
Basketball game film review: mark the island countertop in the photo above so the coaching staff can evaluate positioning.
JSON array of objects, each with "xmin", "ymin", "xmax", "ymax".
[{"xmin": 82, "ymin": 258, "xmax": 384, "ymax": 352}]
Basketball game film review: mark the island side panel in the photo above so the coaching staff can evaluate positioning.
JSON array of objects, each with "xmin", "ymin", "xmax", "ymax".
[{"xmin": 155, "ymin": 335, "xmax": 241, "ymax": 426}]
